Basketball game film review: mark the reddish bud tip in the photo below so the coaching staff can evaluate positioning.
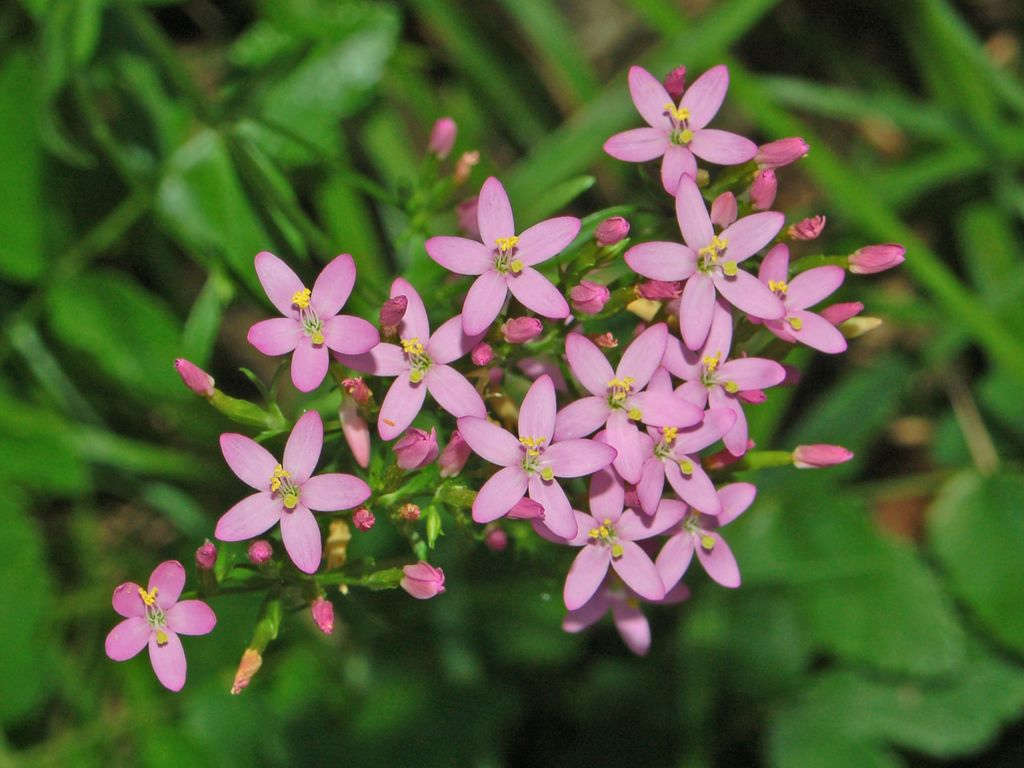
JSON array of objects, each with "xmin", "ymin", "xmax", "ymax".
[
  {"xmin": 174, "ymin": 358, "xmax": 215, "ymax": 396},
  {"xmin": 485, "ymin": 527, "xmax": 508, "ymax": 552},
  {"xmin": 247, "ymin": 539, "xmax": 273, "ymax": 565},
  {"xmin": 591, "ymin": 332, "xmax": 618, "ymax": 349},
  {"xmin": 471, "ymin": 341, "xmax": 493, "ymax": 366},
  {"xmin": 793, "ymin": 444, "xmax": 854, "ymax": 469},
  {"xmin": 380, "ymin": 295, "xmax": 408, "ymax": 328},
  {"xmin": 394, "ymin": 427, "xmax": 439, "ymax": 470},
  {"xmin": 749, "ymin": 169, "xmax": 777, "ymax": 210},
  {"xmin": 819, "ymin": 301, "xmax": 864, "ymax": 326},
  {"xmin": 849, "ymin": 244, "xmax": 906, "ymax": 274},
  {"xmin": 710, "ymin": 192, "xmax": 738, "ymax": 229},
  {"xmin": 231, "ymin": 649, "xmax": 262, "ymax": 695},
  {"xmin": 663, "ymin": 66, "xmax": 687, "ymax": 102},
  {"xmin": 569, "ymin": 281, "xmax": 611, "ymax": 314},
  {"xmin": 399, "ymin": 503, "xmax": 422, "ymax": 521},
  {"xmin": 341, "ymin": 377, "xmax": 372, "ymax": 405},
  {"xmin": 595, "ymin": 216, "xmax": 630, "ymax": 246},
  {"xmin": 311, "ymin": 597, "xmax": 335, "ymax": 635},
  {"xmin": 738, "ymin": 389, "xmax": 766, "ymax": 404},
  {"xmin": 352, "ymin": 507, "xmax": 376, "ymax": 531},
  {"xmin": 636, "ymin": 280, "xmax": 683, "ymax": 300},
  {"xmin": 400, "ymin": 561, "xmax": 445, "ymax": 599},
  {"xmin": 428, "ymin": 117, "xmax": 457, "ymax": 159},
  {"xmin": 788, "ymin": 214, "xmax": 826, "ymax": 241},
  {"xmin": 439, "ymin": 430, "xmax": 472, "ymax": 478},
  {"xmin": 755, "ymin": 137, "xmax": 810, "ymax": 168},
  {"xmin": 195, "ymin": 539, "xmax": 217, "ymax": 571},
  {"xmin": 502, "ymin": 316, "xmax": 543, "ymax": 343}
]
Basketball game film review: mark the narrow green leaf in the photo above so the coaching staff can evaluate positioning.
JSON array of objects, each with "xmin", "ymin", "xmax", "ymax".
[{"xmin": 181, "ymin": 269, "xmax": 234, "ymax": 367}]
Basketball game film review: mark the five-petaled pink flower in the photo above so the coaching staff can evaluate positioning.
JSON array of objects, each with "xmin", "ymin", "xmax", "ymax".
[
  {"xmin": 215, "ymin": 411, "xmax": 371, "ymax": 573},
  {"xmin": 553, "ymin": 324, "xmax": 703, "ymax": 483},
  {"xmin": 105, "ymin": 560, "xmax": 216, "ymax": 691},
  {"xmin": 247, "ymin": 252, "xmax": 379, "ymax": 392},
  {"xmin": 626, "ymin": 175, "xmax": 785, "ymax": 350},
  {"xmin": 604, "ymin": 65, "xmax": 757, "ymax": 194},
  {"xmin": 458, "ymin": 375, "xmax": 616, "ymax": 539},
  {"xmin": 425, "ymin": 177, "xmax": 579, "ymax": 335},
  {"xmin": 338, "ymin": 278, "xmax": 486, "ymax": 440}
]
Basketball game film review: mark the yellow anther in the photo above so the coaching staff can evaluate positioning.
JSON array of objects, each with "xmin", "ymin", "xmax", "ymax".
[
  {"xmin": 678, "ymin": 128, "xmax": 694, "ymax": 144},
  {"xmin": 700, "ymin": 534, "xmax": 716, "ymax": 550},
  {"xmin": 270, "ymin": 464, "xmax": 290, "ymax": 492},
  {"xmin": 138, "ymin": 586, "xmax": 159, "ymax": 606},
  {"xmin": 627, "ymin": 406, "xmax": 643, "ymax": 421},
  {"xmin": 540, "ymin": 466, "xmax": 554, "ymax": 481},
  {"xmin": 310, "ymin": 329, "xmax": 325, "ymax": 345},
  {"xmin": 698, "ymin": 235, "xmax": 729, "ymax": 261},
  {"xmin": 602, "ymin": 518, "xmax": 612, "ymax": 526},
  {"xmin": 607, "ymin": 377, "xmax": 635, "ymax": 402},
  {"xmin": 724, "ymin": 381, "xmax": 739, "ymax": 394},
  {"xmin": 519, "ymin": 436, "xmax": 547, "ymax": 457},
  {"xmin": 283, "ymin": 492, "xmax": 299, "ymax": 509},
  {"xmin": 598, "ymin": 525, "xmax": 610, "ymax": 537},
  {"xmin": 702, "ymin": 354, "xmax": 720, "ymax": 373},
  {"xmin": 495, "ymin": 235, "xmax": 519, "ymax": 253},
  {"xmin": 409, "ymin": 369, "xmax": 424, "ymax": 383},
  {"xmin": 661, "ymin": 426, "xmax": 679, "ymax": 443},
  {"xmin": 611, "ymin": 543, "xmax": 624, "ymax": 558},
  {"xmin": 155, "ymin": 629, "xmax": 169, "ymax": 646},
  {"xmin": 787, "ymin": 316, "xmax": 803, "ymax": 331},
  {"xmin": 588, "ymin": 528, "xmax": 600, "ymax": 539},
  {"xmin": 401, "ymin": 338, "xmax": 425, "ymax": 356},
  {"xmin": 769, "ymin": 280, "xmax": 789, "ymax": 294},
  {"xmin": 678, "ymin": 458, "xmax": 694, "ymax": 475},
  {"xmin": 510, "ymin": 259, "xmax": 524, "ymax": 274},
  {"xmin": 721, "ymin": 260, "xmax": 738, "ymax": 277},
  {"xmin": 291, "ymin": 288, "xmax": 312, "ymax": 309}
]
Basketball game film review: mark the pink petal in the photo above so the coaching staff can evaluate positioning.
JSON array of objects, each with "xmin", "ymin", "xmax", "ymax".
[
  {"xmin": 611, "ymin": 600, "xmax": 651, "ymax": 656},
  {"xmin": 148, "ymin": 561, "xmax": 186, "ymax": 609},
  {"xmin": 616, "ymin": 505, "xmax": 685, "ymax": 540},
  {"xmin": 518, "ymin": 356, "xmax": 568, "ymax": 391},
  {"xmin": 105, "ymin": 617, "xmax": 150, "ymax": 661},
  {"xmin": 515, "ymin": 216, "xmax": 581, "ymax": 267},
  {"xmin": 709, "ymin": 386, "xmax": 749, "ymax": 457},
  {"xmin": 656, "ymin": 533, "xmax": 695, "ymax": 591},
  {"xmin": 563, "ymin": 589, "xmax": 611, "ymax": 632},
  {"xmin": 391, "ymin": 277, "xmax": 430, "ymax": 340},
  {"xmin": 689, "ymin": 129, "xmax": 757, "ymax": 165},
  {"xmin": 617, "ymin": 323, "xmax": 668, "ymax": 387},
  {"xmin": 477, "ymin": 176, "xmax": 515, "ymax": 246},
  {"xmin": 627, "ymin": 65, "xmax": 675, "ymax": 129},
  {"xmin": 166, "ymin": 600, "xmax": 217, "ymax": 635},
  {"xmin": 378, "ymin": 373, "xmax": 427, "ymax": 440},
  {"xmin": 536, "ymin": 509, "xmax": 594, "ymax": 546},
  {"xmin": 283, "ymin": 410, "xmax": 323, "ymax": 482},
  {"xmin": 759, "ymin": 243, "xmax": 790, "ymax": 285},
  {"xmin": 675, "ymin": 176, "xmax": 713, "ymax": 251},
  {"xmin": 673, "ymin": 408, "xmax": 736, "ymax": 454},
  {"xmin": 544, "ymin": 438, "xmax": 616, "ymax": 477},
  {"xmin": 427, "ymin": 316, "xmax": 485, "ymax": 364},
  {"xmin": 604, "ymin": 128, "xmax": 669, "ymax": 162},
  {"xmin": 681, "ymin": 64, "xmax": 728, "ymax": 130},
  {"xmin": 785, "ymin": 266, "xmax": 846, "ymax": 310},
  {"xmin": 148, "ymin": 630, "xmax": 186, "ymax": 691},
  {"xmin": 335, "ymin": 342, "xmax": 408, "ymax": 377},
  {"xmin": 310, "ymin": 253, "xmax": 355, "ymax": 317},
  {"xmin": 720, "ymin": 212, "xmax": 785, "ymax": 263},
  {"xmin": 553, "ymin": 396, "xmax": 610, "ymax": 440},
  {"xmin": 472, "ymin": 466, "xmax": 528, "ymax": 523},
  {"xmin": 713, "ymin": 269, "xmax": 785, "ymax": 320},
  {"xmin": 661, "ymin": 335, "xmax": 701, "ymax": 380},
  {"xmin": 301, "ymin": 473, "xmax": 371, "ymax": 511},
  {"xmin": 703, "ymin": 299, "xmax": 734, "ymax": 360},
  {"xmin": 588, "ymin": 466, "xmax": 625, "ymax": 522},
  {"xmin": 425, "ymin": 236, "xmax": 494, "ymax": 276},
  {"xmin": 518, "ymin": 375, "xmax": 556, "ymax": 442},
  {"xmin": 636, "ymin": 458, "xmax": 666, "ymax": 516},
  {"xmin": 628, "ymin": 390, "xmax": 703, "ymax": 428},
  {"xmin": 220, "ymin": 433, "xmax": 278, "ymax": 490},
  {"xmin": 112, "ymin": 582, "xmax": 145, "ymax": 618},
  {"xmin": 564, "ymin": 545, "xmax": 612, "ymax": 610},
  {"xmin": 716, "ymin": 482, "xmax": 756, "ymax": 526},
  {"xmin": 680, "ymin": 273, "xmax": 716, "ymax": 350},
  {"xmin": 528, "ymin": 475, "xmax": 577, "ymax": 539},
  {"xmin": 564, "ymin": 333, "xmax": 615, "ymax": 396},
  {"xmin": 695, "ymin": 532, "xmax": 740, "ymax": 587},
  {"xmin": 647, "ymin": 366, "xmax": 672, "ymax": 393},
  {"xmin": 254, "ymin": 251, "xmax": 304, "ymax": 317},
  {"xmin": 665, "ymin": 460, "xmax": 721, "ymax": 515},
  {"xmin": 456, "ymin": 416, "xmax": 522, "ymax": 466},
  {"xmin": 788, "ymin": 310, "xmax": 847, "ymax": 353},
  {"xmin": 676, "ymin": 379, "xmax": 709, "ymax": 408},
  {"xmin": 291, "ymin": 338, "xmax": 330, "ymax": 392},
  {"xmin": 462, "ymin": 271, "xmax": 508, "ymax": 336},
  {"xmin": 247, "ymin": 318, "xmax": 300, "ymax": 355},
  {"xmin": 625, "ymin": 241, "xmax": 697, "ymax": 281},
  {"xmin": 322, "ymin": 315, "xmax": 379, "ymax": 355},
  {"xmin": 507, "ymin": 267, "xmax": 570, "ymax": 319},
  {"xmin": 660, "ymin": 145, "xmax": 697, "ymax": 195},
  {"xmin": 716, "ymin": 357, "xmax": 786, "ymax": 390},
  {"xmin": 215, "ymin": 492, "xmax": 281, "ymax": 541},
  {"xmin": 610, "ymin": 540, "xmax": 664, "ymax": 601},
  {"xmin": 280, "ymin": 504, "xmax": 322, "ymax": 574},
  {"xmin": 426, "ymin": 364, "xmax": 486, "ymax": 418},
  {"xmin": 607, "ymin": 411, "xmax": 646, "ymax": 484}
]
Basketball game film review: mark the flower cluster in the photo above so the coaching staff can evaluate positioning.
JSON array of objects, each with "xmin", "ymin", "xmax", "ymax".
[{"xmin": 109, "ymin": 73, "xmax": 904, "ymax": 689}]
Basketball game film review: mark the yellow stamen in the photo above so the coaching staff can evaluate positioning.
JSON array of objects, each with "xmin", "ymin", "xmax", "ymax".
[
  {"xmin": 678, "ymin": 128, "xmax": 694, "ymax": 144},
  {"xmin": 787, "ymin": 316, "xmax": 803, "ymax": 331},
  {"xmin": 540, "ymin": 466, "xmax": 554, "ymax": 481},
  {"xmin": 724, "ymin": 381, "xmax": 739, "ymax": 394},
  {"xmin": 291, "ymin": 288, "xmax": 312, "ymax": 309},
  {"xmin": 283, "ymin": 492, "xmax": 299, "ymax": 509},
  {"xmin": 310, "ymin": 329, "xmax": 324, "ymax": 345},
  {"xmin": 519, "ymin": 436, "xmax": 547, "ymax": 457},
  {"xmin": 678, "ymin": 458, "xmax": 694, "ymax": 475},
  {"xmin": 138, "ymin": 586, "xmax": 159, "ymax": 606},
  {"xmin": 401, "ymin": 338, "xmax": 425, "ymax": 356},
  {"xmin": 661, "ymin": 426, "xmax": 678, "ymax": 443},
  {"xmin": 588, "ymin": 528, "xmax": 600, "ymax": 539},
  {"xmin": 611, "ymin": 543, "xmax": 624, "ymax": 558},
  {"xmin": 698, "ymin": 235, "xmax": 729, "ymax": 262},
  {"xmin": 598, "ymin": 525, "xmax": 610, "ymax": 537},
  {"xmin": 700, "ymin": 534, "xmax": 716, "ymax": 550},
  {"xmin": 769, "ymin": 280, "xmax": 789, "ymax": 294},
  {"xmin": 409, "ymin": 369, "xmax": 424, "ymax": 383},
  {"xmin": 155, "ymin": 629, "xmax": 169, "ymax": 646},
  {"xmin": 702, "ymin": 354, "xmax": 720, "ymax": 373},
  {"xmin": 663, "ymin": 103, "xmax": 691, "ymax": 122},
  {"xmin": 510, "ymin": 259, "xmax": 524, "ymax": 274},
  {"xmin": 495, "ymin": 235, "xmax": 519, "ymax": 253},
  {"xmin": 627, "ymin": 406, "xmax": 643, "ymax": 421},
  {"xmin": 721, "ymin": 260, "xmax": 738, "ymax": 277},
  {"xmin": 607, "ymin": 377, "xmax": 635, "ymax": 403},
  {"xmin": 269, "ymin": 464, "xmax": 291, "ymax": 492}
]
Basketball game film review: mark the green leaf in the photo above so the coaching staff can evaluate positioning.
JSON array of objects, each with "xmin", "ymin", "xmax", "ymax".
[
  {"xmin": 516, "ymin": 175, "xmax": 595, "ymax": 227},
  {"xmin": 955, "ymin": 204, "xmax": 1024, "ymax": 331},
  {"xmin": 928, "ymin": 471, "xmax": 1024, "ymax": 654},
  {"xmin": 181, "ymin": 269, "xmax": 234, "ymax": 367},
  {"xmin": 0, "ymin": 393, "xmax": 90, "ymax": 495}
]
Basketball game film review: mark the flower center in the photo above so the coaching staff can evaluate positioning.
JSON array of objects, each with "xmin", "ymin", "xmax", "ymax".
[
  {"xmin": 768, "ymin": 280, "xmax": 788, "ymax": 297},
  {"xmin": 269, "ymin": 464, "xmax": 300, "ymax": 510},
  {"xmin": 607, "ymin": 377, "xmax": 636, "ymax": 409},
  {"xmin": 684, "ymin": 512, "xmax": 716, "ymax": 550},
  {"xmin": 401, "ymin": 337, "xmax": 432, "ymax": 383},
  {"xmin": 664, "ymin": 103, "xmax": 693, "ymax": 145},
  {"xmin": 697, "ymin": 235, "xmax": 735, "ymax": 275},
  {"xmin": 699, "ymin": 354, "xmax": 739, "ymax": 393},
  {"xmin": 494, "ymin": 236, "xmax": 524, "ymax": 275},
  {"xmin": 588, "ymin": 517, "xmax": 624, "ymax": 558},
  {"xmin": 138, "ymin": 586, "xmax": 168, "ymax": 642},
  {"xmin": 292, "ymin": 288, "xmax": 324, "ymax": 345},
  {"xmin": 519, "ymin": 436, "xmax": 552, "ymax": 478},
  {"xmin": 654, "ymin": 426, "xmax": 678, "ymax": 459}
]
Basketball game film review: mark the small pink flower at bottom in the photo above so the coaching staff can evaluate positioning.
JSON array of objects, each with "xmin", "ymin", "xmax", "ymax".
[
  {"xmin": 105, "ymin": 560, "xmax": 216, "ymax": 691},
  {"xmin": 215, "ymin": 411, "xmax": 371, "ymax": 573},
  {"xmin": 401, "ymin": 561, "xmax": 445, "ymax": 599}
]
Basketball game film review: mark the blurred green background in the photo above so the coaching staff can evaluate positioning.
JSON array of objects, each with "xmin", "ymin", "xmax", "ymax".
[{"xmin": 3, "ymin": 0, "xmax": 1024, "ymax": 765}]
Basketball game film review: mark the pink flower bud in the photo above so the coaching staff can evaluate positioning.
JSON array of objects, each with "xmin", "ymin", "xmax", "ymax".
[
  {"xmin": 310, "ymin": 597, "xmax": 334, "ymax": 634},
  {"xmin": 394, "ymin": 427, "xmax": 439, "ymax": 470},
  {"xmin": 704, "ymin": 441, "xmax": 755, "ymax": 471},
  {"xmin": 636, "ymin": 280, "xmax": 683, "ymax": 300},
  {"xmin": 502, "ymin": 316, "xmax": 543, "ymax": 343},
  {"xmin": 342, "ymin": 377, "xmax": 372, "ymax": 405},
  {"xmin": 663, "ymin": 66, "xmax": 687, "ymax": 102},
  {"xmin": 749, "ymin": 169, "xmax": 777, "ymax": 210},
  {"xmin": 595, "ymin": 216, "xmax": 630, "ymax": 246},
  {"xmin": 710, "ymin": 192, "xmax": 738, "ymax": 229},
  {"xmin": 174, "ymin": 358, "xmax": 215, "ymax": 396},
  {"xmin": 400, "ymin": 503, "xmax": 421, "ymax": 521},
  {"xmin": 755, "ymin": 137, "xmax": 809, "ymax": 168},
  {"xmin": 427, "ymin": 117, "xmax": 457, "ymax": 159},
  {"xmin": 457, "ymin": 196, "xmax": 480, "ymax": 239},
  {"xmin": 507, "ymin": 497, "xmax": 545, "ymax": 519},
  {"xmin": 400, "ymin": 561, "xmax": 445, "ymax": 599},
  {"xmin": 471, "ymin": 342, "xmax": 493, "ymax": 366},
  {"xmin": 352, "ymin": 507, "xmax": 375, "ymax": 531},
  {"xmin": 380, "ymin": 295, "xmax": 408, "ymax": 328},
  {"xmin": 231, "ymin": 649, "xmax": 262, "ymax": 695},
  {"xmin": 569, "ymin": 281, "xmax": 610, "ymax": 314},
  {"xmin": 738, "ymin": 389, "xmax": 766, "ymax": 404},
  {"xmin": 780, "ymin": 364, "xmax": 802, "ymax": 387},
  {"xmin": 195, "ymin": 539, "xmax": 217, "ymax": 571},
  {"xmin": 591, "ymin": 332, "xmax": 618, "ymax": 349},
  {"xmin": 793, "ymin": 444, "xmax": 854, "ymax": 469},
  {"xmin": 849, "ymin": 244, "xmax": 906, "ymax": 274},
  {"xmin": 454, "ymin": 150, "xmax": 480, "ymax": 185},
  {"xmin": 339, "ymin": 400, "xmax": 371, "ymax": 469},
  {"xmin": 788, "ymin": 214, "xmax": 826, "ymax": 240},
  {"xmin": 623, "ymin": 483, "xmax": 641, "ymax": 510},
  {"xmin": 485, "ymin": 527, "xmax": 508, "ymax": 552},
  {"xmin": 439, "ymin": 430, "xmax": 472, "ymax": 477},
  {"xmin": 820, "ymin": 301, "xmax": 864, "ymax": 325},
  {"xmin": 248, "ymin": 540, "xmax": 273, "ymax": 565}
]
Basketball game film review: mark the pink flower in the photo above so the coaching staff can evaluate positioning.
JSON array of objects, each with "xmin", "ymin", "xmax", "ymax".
[
  {"xmin": 507, "ymin": 497, "xmax": 545, "ymax": 519},
  {"xmin": 428, "ymin": 117, "xmax": 457, "ymax": 159},
  {"xmin": 458, "ymin": 375, "xmax": 616, "ymax": 538},
  {"xmin": 394, "ymin": 427, "xmax": 439, "ymax": 470},
  {"xmin": 426, "ymin": 177, "xmax": 578, "ymax": 335},
  {"xmin": 569, "ymin": 281, "xmax": 610, "ymax": 314},
  {"xmin": 755, "ymin": 244, "xmax": 847, "ymax": 354},
  {"xmin": 401, "ymin": 561, "xmax": 445, "ymax": 599},
  {"xmin": 793, "ymin": 444, "xmax": 854, "ymax": 468},
  {"xmin": 379, "ymin": 295, "xmax": 408, "ymax": 328},
  {"xmin": 341, "ymin": 377, "xmax": 372, "ymax": 405},
  {"xmin": 710, "ymin": 192, "xmax": 737, "ymax": 229},
  {"xmin": 662, "ymin": 66, "xmax": 687, "ymax": 101},
  {"xmin": 595, "ymin": 216, "xmax": 630, "ymax": 246},
  {"xmin": 248, "ymin": 539, "xmax": 273, "ymax": 564},
  {"xmin": 195, "ymin": 539, "xmax": 217, "ymax": 571},
  {"xmin": 502, "ymin": 316, "xmax": 543, "ymax": 343},
  {"xmin": 439, "ymin": 430, "xmax": 472, "ymax": 477},
  {"xmin": 604, "ymin": 65, "xmax": 757, "ymax": 194},
  {"xmin": 339, "ymin": 400, "xmax": 371, "ymax": 469},
  {"xmin": 215, "ymin": 411, "xmax": 371, "ymax": 573},
  {"xmin": 352, "ymin": 507, "xmax": 375, "ymax": 530},
  {"xmin": 247, "ymin": 252, "xmax": 379, "ymax": 392},
  {"xmin": 788, "ymin": 214, "xmax": 826, "ymax": 240},
  {"xmin": 625, "ymin": 175, "xmax": 784, "ymax": 350},
  {"xmin": 656, "ymin": 483, "xmax": 755, "ymax": 589},
  {"xmin": 662, "ymin": 301, "xmax": 785, "ymax": 456},
  {"xmin": 337, "ymin": 278, "xmax": 486, "ymax": 440},
  {"xmin": 174, "ymin": 358, "xmax": 214, "ymax": 396},
  {"xmin": 105, "ymin": 560, "xmax": 216, "ymax": 692},
  {"xmin": 849, "ymin": 244, "xmax": 905, "ymax": 274},
  {"xmin": 311, "ymin": 597, "xmax": 334, "ymax": 635},
  {"xmin": 749, "ymin": 168, "xmax": 777, "ymax": 210},
  {"xmin": 553, "ymin": 324, "xmax": 703, "ymax": 483},
  {"xmin": 755, "ymin": 137, "xmax": 809, "ymax": 168}
]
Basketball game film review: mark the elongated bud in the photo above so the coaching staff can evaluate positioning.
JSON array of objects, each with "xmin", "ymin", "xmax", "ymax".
[
  {"xmin": 710, "ymin": 192, "xmax": 737, "ymax": 229},
  {"xmin": 247, "ymin": 539, "xmax": 273, "ymax": 565},
  {"xmin": 591, "ymin": 332, "xmax": 618, "ymax": 349},
  {"xmin": 457, "ymin": 196, "xmax": 480, "ymax": 238},
  {"xmin": 788, "ymin": 214, "xmax": 826, "ymax": 240},
  {"xmin": 310, "ymin": 597, "xmax": 335, "ymax": 635},
  {"xmin": 485, "ymin": 527, "xmax": 508, "ymax": 552},
  {"xmin": 394, "ymin": 428, "xmax": 439, "ymax": 470},
  {"xmin": 471, "ymin": 342, "xmax": 493, "ymax": 366},
  {"xmin": 663, "ymin": 66, "xmax": 687, "ymax": 101},
  {"xmin": 569, "ymin": 281, "xmax": 610, "ymax": 314},
  {"xmin": 428, "ymin": 117, "xmax": 457, "ymax": 159},
  {"xmin": 352, "ymin": 507, "xmax": 375, "ymax": 531},
  {"xmin": 400, "ymin": 503, "xmax": 421, "ymax": 521},
  {"xmin": 849, "ymin": 244, "xmax": 905, "ymax": 274},
  {"xmin": 507, "ymin": 497, "xmax": 545, "ymax": 519},
  {"xmin": 439, "ymin": 430, "xmax": 472, "ymax": 477},
  {"xmin": 738, "ymin": 389, "xmax": 766, "ymax": 404},
  {"xmin": 342, "ymin": 377, "xmax": 372, "ymax": 406},
  {"xmin": 780, "ymin": 364, "xmax": 802, "ymax": 387},
  {"xmin": 839, "ymin": 316, "xmax": 882, "ymax": 338},
  {"xmin": 195, "ymin": 539, "xmax": 217, "ymax": 570},
  {"xmin": 400, "ymin": 561, "xmax": 445, "ymax": 599},
  {"xmin": 502, "ymin": 316, "xmax": 543, "ymax": 343},
  {"xmin": 793, "ymin": 444, "xmax": 854, "ymax": 469},
  {"xmin": 339, "ymin": 400, "xmax": 371, "ymax": 469},
  {"xmin": 325, "ymin": 519, "xmax": 352, "ymax": 569},
  {"xmin": 704, "ymin": 441, "xmax": 755, "ymax": 471},
  {"xmin": 175, "ymin": 358, "xmax": 215, "ymax": 396},
  {"xmin": 231, "ymin": 649, "xmax": 263, "ymax": 695},
  {"xmin": 595, "ymin": 216, "xmax": 630, "ymax": 246},
  {"xmin": 380, "ymin": 295, "xmax": 408, "ymax": 328},
  {"xmin": 750, "ymin": 169, "xmax": 777, "ymax": 210},
  {"xmin": 756, "ymin": 137, "xmax": 809, "ymax": 168},
  {"xmin": 454, "ymin": 150, "xmax": 480, "ymax": 185},
  {"xmin": 636, "ymin": 280, "xmax": 683, "ymax": 300},
  {"xmin": 820, "ymin": 301, "xmax": 863, "ymax": 325}
]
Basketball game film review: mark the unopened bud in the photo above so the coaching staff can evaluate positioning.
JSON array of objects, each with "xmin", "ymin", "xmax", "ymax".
[
  {"xmin": 325, "ymin": 519, "xmax": 352, "ymax": 569},
  {"xmin": 341, "ymin": 377, "xmax": 372, "ymax": 405},
  {"xmin": 310, "ymin": 597, "xmax": 335, "ymax": 635},
  {"xmin": 456, "ymin": 196, "xmax": 480, "ymax": 238},
  {"xmin": 636, "ymin": 280, "xmax": 683, "ymax": 300},
  {"xmin": 485, "ymin": 527, "xmax": 508, "ymax": 552},
  {"xmin": 502, "ymin": 316, "xmax": 543, "ymax": 343},
  {"xmin": 793, "ymin": 444, "xmax": 854, "ymax": 469},
  {"xmin": 749, "ymin": 169, "xmax": 777, "ymax": 210},
  {"xmin": 380, "ymin": 295, "xmax": 408, "ymax": 328},
  {"xmin": 663, "ymin": 66, "xmax": 687, "ymax": 102},
  {"xmin": 569, "ymin": 281, "xmax": 610, "ymax": 314},
  {"xmin": 595, "ymin": 216, "xmax": 630, "ymax": 246},
  {"xmin": 507, "ymin": 497, "xmax": 545, "ymax": 519},
  {"xmin": 394, "ymin": 428, "xmax": 439, "ymax": 470},
  {"xmin": 471, "ymin": 341, "xmax": 493, "ymax": 366},
  {"xmin": 788, "ymin": 215, "xmax": 826, "ymax": 240},
  {"xmin": 439, "ymin": 430, "xmax": 472, "ymax": 477},
  {"xmin": 174, "ymin": 358, "xmax": 215, "ymax": 396},
  {"xmin": 591, "ymin": 332, "xmax": 618, "ymax": 349},
  {"xmin": 400, "ymin": 561, "xmax": 445, "ymax": 599},
  {"xmin": 704, "ymin": 441, "xmax": 755, "ymax": 471},
  {"xmin": 710, "ymin": 192, "xmax": 737, "ymax": 229},
  {"xmin": 454, "ymin": 150, "xmax": 480, "ymax": 185},
  {"xmin": 820, "ymin": 301, "xmax": 863, "ymax": 326},
  {"xmin": 230, "ymin": 648, "xmax": 263, "ymax": 695},
  {"xmin": 352, "ymin": 507, "xmax": 375, "ymax": 531},
  {"xmin": 755, "ymin": 137, "xmax": 810, "ymax": 168},
  {"xmin": 738, "ymin": 389, "xmax": 766, "ymax": 404},
  {"xmin": 848, "ymin": 244, "xmax": 906, "ymax": 274},
  {"xmin": 400, "ymin": 503, "xmax": 421, "ymax": 521},
  {"xmin": 839, "ymin": 316, "xmax": 882, "ymax": 338},
  {"xmin": 427, "ymin": 117, "xmax": 457, "ymax": 159},
  {"xmin": 247, "ymin": 539, "xmax": 273, "ymax": 565},
  {"xmin": 195, "ymin": 539, "xmax": 217, "ymax": 571},
  {"xmin": 339, "ymin": 400, "xmax": 370, "ymax": 469}
]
